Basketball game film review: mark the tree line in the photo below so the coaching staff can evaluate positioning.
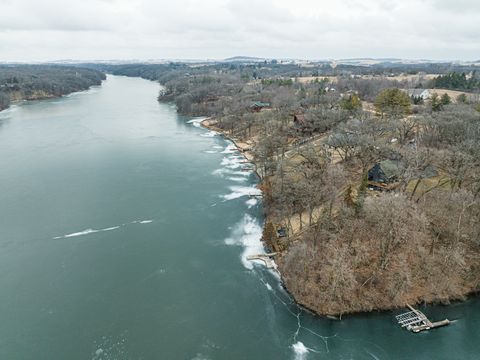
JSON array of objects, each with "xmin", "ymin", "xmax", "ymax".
[
  {"xmin": 433, "ymin": 71, "xmax": 480, "ymax": 91},
  {"xmin": 0, "ymin": 65, "xmax": 106, "ymax": 111}
]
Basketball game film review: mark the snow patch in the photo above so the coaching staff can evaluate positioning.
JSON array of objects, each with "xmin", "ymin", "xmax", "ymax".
[
  {"xmin": 292, "ymin": 342, "xmax": 309, "ymax": 359},
  {"xmin": 54, "ymin": 225, "xmax": 121, "ymax": 239},
  {"xmin": 200, "ymin": 130, "xmax": 218, "ymax": 137},
  {"xmin": 246, "ymin": 198, "xmax": 258, "ymax": 208},
  {"xmin": 220, "ymin": 156, "xmax": 250, "ymax": 169},
  {"xmin": 212, "ymin": 168, "xmax": 250, "ymax": 177},
  {"xmin": 223, "ymin": 186, "xmax": 261, "ymax": 201},
  {"xmin": 224, "ymin": 214, "xmax": 264, "ymax": 269},
  {"xmin": 221, "ymin": 144, "xmax": 238, "ymax": 154},
  {"xmin": 132, "ymin": 220, "xmax": 153, "ymax": 224},
  {"xmin": 187, "ymin": 117, "xmax": 208, "ymax": 128},
  {"xmin": 228, "ymin": 176, "xmax": 248, "ymax": 182},
  {"xmin": 54, "ymin": 219, "xmax": 153, "ymax": 239}
]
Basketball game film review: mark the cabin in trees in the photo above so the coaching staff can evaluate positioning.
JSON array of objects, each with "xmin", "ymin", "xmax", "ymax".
[
  {"xmin": 249, "ymin": 101, "xmax": 270, "ymax": 112},
  {"xmin": 368, "ymin": 159, "xmax": 438, "ymax": 191},
  {"xmin": 293, "ymin": 114, "xmax": 306, "ymax": 128},
  {"xmin": 368, "ymin": 160, "xmax": 404, "ymax": 186},
  {"xmin": 293, "ymin": 113, "xmax": 314, "ymax": 134}
]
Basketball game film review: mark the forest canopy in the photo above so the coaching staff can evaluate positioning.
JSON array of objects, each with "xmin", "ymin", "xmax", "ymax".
[{"xmin": 0, "ymin": 65, "xmax": 106, "ymax": 110}]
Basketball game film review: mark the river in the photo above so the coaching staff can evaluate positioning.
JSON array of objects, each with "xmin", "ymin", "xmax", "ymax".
[{"xmin": 0, "ymin": 75, "xmax": 478, "ymax": 360}]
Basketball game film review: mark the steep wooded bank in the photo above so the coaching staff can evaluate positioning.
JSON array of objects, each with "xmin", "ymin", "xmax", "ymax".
[
  {"xmin": 0, "ymin": 65, "xmax": 106, "ymax": 111},
  {"xmin": 113, "ymin": 62, "xmax": 480, "ymax": 315}
]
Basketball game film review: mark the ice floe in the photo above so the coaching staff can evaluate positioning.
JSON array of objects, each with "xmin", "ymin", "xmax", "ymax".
[
  {"xmin": 53, "ymin": 219, "xmax": 153, "ymax": 239},
  {"xmin": 292, "ymin": 342, "xmax": 309, "ymax": 359},
  {"xmin": 224, "ymin": 214, "xmax": 264, "ymax": 270},
  {"xmin": 222, "ymin": 186, "xmax": 261, "ymax": 201}
]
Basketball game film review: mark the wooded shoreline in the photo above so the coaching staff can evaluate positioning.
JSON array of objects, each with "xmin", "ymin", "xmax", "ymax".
[
  {"xmin": 81, "ymin": 63, "xmax": 480, "ymax": 316},
  {"xmin": 0, "ymin": 65, "xmax": 106, "ymax": 112},
  {"xmin": 201, "ymin": 114, "xmax": 480, "ymax": 317}
]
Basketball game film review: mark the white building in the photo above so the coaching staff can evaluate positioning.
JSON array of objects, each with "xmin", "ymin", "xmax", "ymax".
[{"xmin": 407, "ymin": 89, "xmax": 431, "ymax": 100}]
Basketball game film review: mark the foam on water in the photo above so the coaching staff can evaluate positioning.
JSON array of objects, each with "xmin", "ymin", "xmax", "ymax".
[
  {"xmin": 223, "ymin": 186, "xmax": 261, "ymax": 201},
  {"xmin": 224, "ymin": 214, "xmax": 264, "ymax": 269},
  {"xmin": 292, "ymin": 342, "xmax": 309, "ymax": 359}
]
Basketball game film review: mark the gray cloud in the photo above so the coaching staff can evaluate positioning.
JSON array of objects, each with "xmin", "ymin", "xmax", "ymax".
[{"xmin": 0, "ymin": 0, "xmax": 478, "ymax": 61}]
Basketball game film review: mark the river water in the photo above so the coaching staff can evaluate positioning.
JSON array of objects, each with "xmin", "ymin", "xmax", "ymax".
[{"xmin": 0, "ymin": 75, "xmax": 478, "ymax": 360}]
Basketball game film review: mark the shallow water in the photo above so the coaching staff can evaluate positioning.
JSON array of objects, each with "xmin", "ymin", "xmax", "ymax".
[{"xmin": 0, "ymin": 75, "xmax": 478, "ymax": 359}]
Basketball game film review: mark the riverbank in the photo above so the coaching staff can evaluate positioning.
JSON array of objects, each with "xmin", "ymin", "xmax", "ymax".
[
  {"xmin": 0, "ymin": 86, "xmax": 104, "ymax": 113},
  {"xmin": 201, "ymin": 119, "xmax": 255, "ymax": 162},
  {"xmin": 200, "ymin": 115, "xmax": 480, "ymax": 318},
  {"xmin": 0, "ymin": 65, "xmax": 106, "ymax": 112}
]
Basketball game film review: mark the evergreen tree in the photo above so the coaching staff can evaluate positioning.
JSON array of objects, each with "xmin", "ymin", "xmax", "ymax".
[
  {"xmin": 375, "ymin": 88, "xmax": 411, "ymax": 118},
  {"xmin": 340, "ymin": 94, "xmax": 362, "ymax": 113},
  {"xmin": 441, "ymin": 93, "xmax": 451, "ymax": 106},
  {"xmin": 456, "ymin": 93, "xmax": 468, "ymax": 104},
  {"xmin": 431, "ymin": 93, "xmax": 443, "ymax": 111}
]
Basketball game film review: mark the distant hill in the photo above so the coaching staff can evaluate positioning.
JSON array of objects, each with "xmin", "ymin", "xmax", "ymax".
[{"xmin": 224, "ymin": 56, "xmax": 268, "ymax": 63}]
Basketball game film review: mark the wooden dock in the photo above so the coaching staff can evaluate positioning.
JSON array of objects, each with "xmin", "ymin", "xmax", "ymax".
[
  {"xmin": 395, "ymin": 304, "xmax": 450, "ymax": 333},
  {"xmin": 246, "ymin": 253, "xmax": 277, "ymax": 269}
]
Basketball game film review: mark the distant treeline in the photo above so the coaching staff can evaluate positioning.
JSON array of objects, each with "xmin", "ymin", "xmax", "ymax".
[
  {"xmin": 433, "ymin": 71, "xmax": 480, "ymax": 91},
  {"xmin": 89, "ymin": 61, "xmax": 480, "ymax": 83},
  {"xmin": 0, "ymin": 65, "xmax": 106, "ymax": 111}
]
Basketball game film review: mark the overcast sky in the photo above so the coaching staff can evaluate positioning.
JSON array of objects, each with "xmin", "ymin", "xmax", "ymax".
[{"xmin": 0, "ymin": 0, "xmax": 479, "ymax": 61}]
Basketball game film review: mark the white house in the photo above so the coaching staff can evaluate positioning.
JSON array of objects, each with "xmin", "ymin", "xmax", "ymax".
[{"xmin": 407, "ymin": 89, "xmax": 431, "ymax": 100}]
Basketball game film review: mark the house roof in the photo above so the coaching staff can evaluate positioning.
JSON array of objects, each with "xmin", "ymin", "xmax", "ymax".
[
  {"xmin": 250, "ymin": 101, "xmax": 270, "ymax": 108},
  {"xmin": 407, "ymin": 89, "xmax": 429, "ymax": 97},
  {"xmin": 368, "ymin": 160, "xmax": 438, "ymax": 184},
  {"xmin": 293, "ymin": 114, "xmax": 306, "ymax": 123},
  {"xmin": 379, "ymin": 160, "xmax": 404, "ymax": 179},
  {"xmin": 368, "ymin": 160, "xmax": 404, "ymax": 183}
]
